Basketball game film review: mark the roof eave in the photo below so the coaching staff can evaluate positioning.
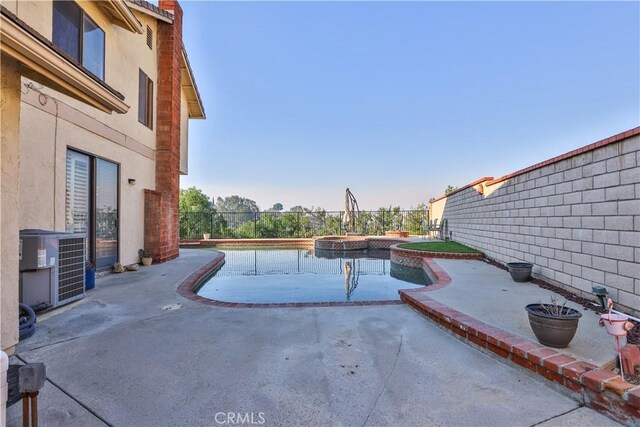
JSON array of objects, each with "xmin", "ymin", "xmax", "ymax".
[
  {"xmin": 126, "ymin": 0, "xmax": 174, "ymax": 23},
  {"xmin": 181, "ymin": 47, "xmax": 205, "ymax": 119},
  {"xmin": 100, "ymin": 0, "xmax": 144, "ymax": 34}
]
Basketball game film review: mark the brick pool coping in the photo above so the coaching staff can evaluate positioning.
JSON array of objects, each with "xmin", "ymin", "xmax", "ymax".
[
  {"xmin": 399, "ymin": 266, "xmax": 640, "ymax": 424},
  {"xmin": 176, "ymin": 249, "xmax": 404, "ymax": 308},
  {"xmin": 390, "ymin": 245, "xmax": 485, "ymax": 262},
  {"xmin": 180, "ymin": 238, "xmax": 314, "ymax": 248},
  {"xmin": 176, "ymin": 241, "xmax": 465, "ymax": 310},
  {"xmin": 180, "ymin": 236, "xmax": 409, "ymax": 251},
  {"xmin": 314, "ymin": 236, "xmax": 369, "ymax": 251}
]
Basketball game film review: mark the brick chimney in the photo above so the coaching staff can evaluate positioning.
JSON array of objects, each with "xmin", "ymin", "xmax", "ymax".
[{"xmin": 144, "ymin": 0, "xmax": 183, "ymax": 263}]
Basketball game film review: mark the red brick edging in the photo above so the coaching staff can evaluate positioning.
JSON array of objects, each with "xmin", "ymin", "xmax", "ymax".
[
  {"xmin": 315, "ymin": 236, "xmax": 369, "ymax": 251},
  {"xmin": 180, "ymin": 238, "xmax": 314, "ymax": 248},
  {"xmin": 390, "ymin": 246, "xmax": 484, "ymax": 273},
  {"xmin": 180, "ymin": 237, "xmax": 409, "ymax": 251},
  {"xmin": 400, "ymin": 284, "xmax": 640, "ymax": 424},
  {"xmin": 176, "ymin": 251, "xmax": 403, "ymax": 308}
]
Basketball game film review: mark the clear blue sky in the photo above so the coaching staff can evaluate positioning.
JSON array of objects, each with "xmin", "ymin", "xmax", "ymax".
[{"xmin": 179, "ymin": 1, "xmax": 639, "ymax": 211}]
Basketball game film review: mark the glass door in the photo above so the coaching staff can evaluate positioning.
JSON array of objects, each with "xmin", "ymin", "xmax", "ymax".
[
  {"xmin": 95, "ymin": 159, "xmax": 119, "ymax": 269},
  {"xmin": 66, "ymin": 150, "xmax": 119, "ymax": 270},
  {"xmin": 65, "ymin": 150, "xmax": 92, "ymax": 261}
]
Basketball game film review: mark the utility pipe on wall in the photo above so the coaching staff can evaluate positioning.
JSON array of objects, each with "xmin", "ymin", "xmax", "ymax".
[{"xmin": 1, "ymin": 350, "xmax": 8, "ymax": 427}]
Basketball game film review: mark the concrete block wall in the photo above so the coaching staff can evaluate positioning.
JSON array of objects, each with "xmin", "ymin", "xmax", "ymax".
[{"xmin": 430, "ymin": 128, "xmax": 640, "ymax": 314}]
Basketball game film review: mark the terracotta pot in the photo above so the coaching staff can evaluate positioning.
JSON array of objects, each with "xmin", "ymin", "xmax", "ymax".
[
  {"xmin": 141, "ymin": 256, "xmax": 152, "ymax": 266},
  {"xmin": 601, "ymin": 313, "xmax": 630, "ymax": 336},
  {"xmin": 525, "ymin": 303, "xmax": 582, "ymax": 348}
]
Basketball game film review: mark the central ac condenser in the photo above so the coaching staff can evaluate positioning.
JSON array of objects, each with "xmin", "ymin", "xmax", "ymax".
[{"xmin": 19, "ymin": 229, "xmax": 86, "ymax": 310}]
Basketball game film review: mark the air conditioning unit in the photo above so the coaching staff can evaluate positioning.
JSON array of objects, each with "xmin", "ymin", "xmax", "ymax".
[{"xmin": 19, "ymin": 229, "xmax": 86, "ymax": 310}]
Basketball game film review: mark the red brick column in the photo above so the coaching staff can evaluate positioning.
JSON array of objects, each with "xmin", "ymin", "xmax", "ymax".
[
  {"xmin": 146, "ymin": 0, "xmax": 183, "ymax": 263},
  {"xmin": 144, "ymin": 189, "xmax": 163, "ymax": 259}
]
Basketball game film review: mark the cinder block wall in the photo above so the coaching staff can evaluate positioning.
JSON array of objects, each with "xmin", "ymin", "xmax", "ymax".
[{"xmin": 430, "ymin": 129, "xmax": 640, "ymax": 314}]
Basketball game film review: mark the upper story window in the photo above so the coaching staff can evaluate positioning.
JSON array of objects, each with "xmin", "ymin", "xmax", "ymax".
[
  {"xmin": 53, "ymin": 1, "xmax": 105, "ymax": 80},
  {"xmin": 138, "ymin": 69, "xmax": 153, "ymax": 129}
]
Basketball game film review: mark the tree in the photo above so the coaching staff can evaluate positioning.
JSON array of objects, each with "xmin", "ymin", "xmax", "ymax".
[
  {"xmin": 444, "ymin": 185, "xmax": 458, "ymax": 195},
  {"xmin": 372, "ymin": 207, "xmax": 392, "ymax": 234},
  {"xmin": 179, "ymin": 187, "xmax": 213, "ymax": 212},
  {"xmin": 215, "ymin": 195, "xmax": 260, "ymax": 226},
  {"xmin": 307, "ymin": 208, "xmax": 341, "ymax": 236},
  {"xmin": 215, "ymin": 195, "xmax": 260, "ymax": 213},
  {"xmin": 178, "ymin": 187, "xmax": 226, "ymax": 238},
  {"xmin": 270, "ymin": 203, "xmax": 284, "ymax": 212},
  {"xmin": 406, "ymin": 203, "xmax": 428, "ymax": 234}
]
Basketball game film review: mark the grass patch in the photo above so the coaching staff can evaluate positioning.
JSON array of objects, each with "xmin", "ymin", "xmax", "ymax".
[{"xmin": 397, "ymin": 241, "xmax": 482, "ymax": 254}]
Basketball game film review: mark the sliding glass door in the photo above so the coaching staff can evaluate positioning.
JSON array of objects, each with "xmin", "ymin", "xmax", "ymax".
[
  {"xmin": 65, "ymin": 150, "xmax": 119, "ymax": 270},
  {"xmin": 95, "ymin": 159, "xmax": 118, "ymax": 269}
]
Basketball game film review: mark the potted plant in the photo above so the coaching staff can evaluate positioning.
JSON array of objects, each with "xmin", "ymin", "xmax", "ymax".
[
  {"xmin": 507, "ymin": 262, "xmax": 533, "ymax": 282},
  {"xmin": 139, "ymin": 249, "xmax": 153, "ymax": 266},
  {"xmin": 203, "ymin": 233, "xmax": 211, "ymax": 240},
  {"xmin": 85, "ymin": 261, "xmax": 96, "ymax": 290},
  {"xmin": 525, "ymin": 295, "xmax": 582, "ymax": 348},
  {"xmin": 600, "ymin": 299, "xmax": 635, "ymax": 336}
]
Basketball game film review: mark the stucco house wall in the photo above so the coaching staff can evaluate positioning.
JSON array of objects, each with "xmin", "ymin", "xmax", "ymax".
[
  {"xmin": 0, "ymin": 0, "xmax": 204, "ymax": 353},
  {"xmin": 18, "ymin": 98, "xmax": 157, "ymax": 265},
  {"xmin": 7, "ymin": 0, "xmax": 162, "ymax": 267},
  {"xmin": 1, "ymin": 56, "xmax": 22, "ymax": 353},
  {"xmin": 430, "ymin": 129, "xmax": 640, "ymax": 315}
]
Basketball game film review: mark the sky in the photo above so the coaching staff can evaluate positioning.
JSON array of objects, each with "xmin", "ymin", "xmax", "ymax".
[{"xmin": 179, "ymin": 1, "xmax": 640, "ymax": 211}]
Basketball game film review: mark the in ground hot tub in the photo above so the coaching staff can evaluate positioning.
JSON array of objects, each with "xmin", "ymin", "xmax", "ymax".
[{"xmin": 314, "ymin": 236, "xmax": 369, "ymax": 251}]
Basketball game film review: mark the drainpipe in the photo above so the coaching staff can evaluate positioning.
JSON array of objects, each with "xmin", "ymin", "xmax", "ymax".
[
  {"xmin": 611, "ymin": 309, "xmax": 640, "ymax": 324},
  {"xmin": 1, "ymin": 350, "xmax": 8, "ymax": 426}
]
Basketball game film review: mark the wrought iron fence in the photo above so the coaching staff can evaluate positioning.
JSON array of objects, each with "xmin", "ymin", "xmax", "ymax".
[
  {"xmin": 216, "ymin": 249, "xmax": 391, "ymax": 276},
  {"xmin": 179, "ymin": 209, "xmax": 428, "ymax": 239}
]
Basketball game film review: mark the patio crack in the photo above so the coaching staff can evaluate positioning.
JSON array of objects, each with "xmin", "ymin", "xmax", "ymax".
[
  {"xmin": 362, "ymin": 334, "xmax": 403, "ymax": 427},
  {"xmin": 528, "ymin": 405, "xmax": 582, "ymax": 426},
  {"xmin": 19, "ymin": 310, "xmax": 183, "ymax": 353},
  {"xmin": 15, "ymin": 354, "xmax": 112, "ymax": 426}
]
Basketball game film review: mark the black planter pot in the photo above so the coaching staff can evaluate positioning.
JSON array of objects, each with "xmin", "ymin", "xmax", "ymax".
[
  {"xmin": 525, "ymin": 304, "xmax": 582, "ymax": 348},
  {"xmin": 507, "ymin": 262, "xmax": 533, "ymax": 282}
]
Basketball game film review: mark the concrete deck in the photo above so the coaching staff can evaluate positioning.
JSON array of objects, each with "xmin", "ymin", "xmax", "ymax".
[
  {"xmin": 8, "ymin": 249, "xmax": 619, "ymax": 426},
  {"xmin": 426, "ymin": 259, "xmax": 615, "ymax": 366}
]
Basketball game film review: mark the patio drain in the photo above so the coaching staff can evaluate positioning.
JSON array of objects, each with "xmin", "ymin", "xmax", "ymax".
[{"xmin": 161, "ymin": 303, "xmax": 183, "ymax": 312}]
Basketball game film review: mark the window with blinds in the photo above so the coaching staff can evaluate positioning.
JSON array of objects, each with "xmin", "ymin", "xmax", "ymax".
[{"xmin": 65, "ymin": 150, "xmax": 90, "ymax": 235}]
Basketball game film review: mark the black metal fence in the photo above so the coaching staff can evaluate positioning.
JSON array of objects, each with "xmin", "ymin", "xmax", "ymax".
[
  {"xmin": 179, "ymin": 209, "xmax": 428, "ymax": 240},
  {"xmin": 216, "ymin": 249, "xmax": 391, "ymax": 276}
]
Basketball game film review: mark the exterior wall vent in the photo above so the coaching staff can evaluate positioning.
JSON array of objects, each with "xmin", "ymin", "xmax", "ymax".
[{"xmin": 146, "ymin": 26, "xmax": 153, "ymax": 49}]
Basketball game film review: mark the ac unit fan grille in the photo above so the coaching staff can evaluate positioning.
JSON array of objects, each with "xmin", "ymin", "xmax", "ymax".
[{"xmin": 58, "ymin": 237, "xmax": 85, "ymax": 301}]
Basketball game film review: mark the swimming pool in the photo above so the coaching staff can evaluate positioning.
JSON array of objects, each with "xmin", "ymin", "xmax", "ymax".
[{"xmin": 195, "ymin": 248, "xmax": 431, "ymax": 304}]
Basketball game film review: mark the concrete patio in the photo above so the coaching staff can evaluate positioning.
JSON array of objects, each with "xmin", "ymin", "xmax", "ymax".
[
  {"xmin": 425, "ymin": 259, "xmax": 614, "ymax": 366},
  {"xmin": 8, "ymin": 249, "xmax": 618, "ymax": 426}
]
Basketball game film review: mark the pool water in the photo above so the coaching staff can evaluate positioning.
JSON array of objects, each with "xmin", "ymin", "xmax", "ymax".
[{"xmin": 196, "ymin": 248, "xmax": 431, "ymax": 304}]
